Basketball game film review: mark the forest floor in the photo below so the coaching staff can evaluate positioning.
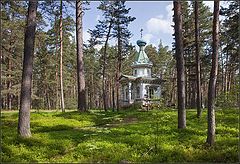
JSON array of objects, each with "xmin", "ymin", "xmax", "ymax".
[{"xmin": 1, "ymin": 108, "xmax": 238, "ymax": 163}]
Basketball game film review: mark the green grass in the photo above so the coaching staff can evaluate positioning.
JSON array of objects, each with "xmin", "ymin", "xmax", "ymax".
[{"xmin": 1, "ymin": 108, "xmax": 239, "ymax": 163}]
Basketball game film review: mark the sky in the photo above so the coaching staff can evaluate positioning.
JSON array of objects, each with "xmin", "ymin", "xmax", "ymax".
[{"xmin": 82, "ymin": 1, "xmax": 230, "ymax": 50}]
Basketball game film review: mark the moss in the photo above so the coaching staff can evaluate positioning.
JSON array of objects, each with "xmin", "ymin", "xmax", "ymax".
[{"xmin": 1, "ymin": 108, "xmax": 238, "ymax": 162}]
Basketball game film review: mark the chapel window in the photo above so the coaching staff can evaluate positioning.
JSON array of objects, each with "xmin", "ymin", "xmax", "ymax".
[
  {"xmin": 136, "ymin": 86, "xmax": 140, "ymax": 98},
  {"xmin": 125, "ymin": 88, "xmax": 129, "ymax": 100},
  {"xmin": 149, "ymin": 88, "xmax": 154, "ymax": 98}
]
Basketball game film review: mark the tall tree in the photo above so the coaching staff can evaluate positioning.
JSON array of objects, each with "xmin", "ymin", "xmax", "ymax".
[
  {"xmin": 76, "ymin": 0, "xmax": 86, "ymax": 111},
  {"xmin": 88, "ymin": 1, "xmax": 135, "ymax": 111},
  {"xmin": 112, "ymin": 0, "xmax": 135, "ymax": 111},
  {"xmin": 194, "ymin": 1, "xmax": 201, "ymax": 117},
  {"xmin": 207, "ymin": 0, "xmax": 220, "ymax": 146},
  {"xmin": 54, "ymin": 15, "xmax": 60, "ymax": 110},
  {"xmin": 173, "ymin": 0, "xmax": 186, "ymax": 129},
  {"xmin": 59, "ymin": 0, "xmax": 65, "ymax": 112},
  {"xmin": 88, "ymin": 1, "xmax": 114, "ymax": 111},
  {"xmin": 0, "ymin": 1, "xmax": 2, "ymax": 110},
  {"xmin": 18, "ymin": 0, "xmax": 38, "ymax": 138}
]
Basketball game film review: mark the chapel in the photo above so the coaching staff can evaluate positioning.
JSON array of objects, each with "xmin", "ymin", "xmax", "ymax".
[{"xmin": 119, "ymin": 39, "xmax": 164, "ymax": 107}]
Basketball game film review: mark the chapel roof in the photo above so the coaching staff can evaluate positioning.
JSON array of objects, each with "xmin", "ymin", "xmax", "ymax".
[
  {"xmin": 119, "ymin": 74, "xmax": 164, "ymax": 84},
  {"xmin": 132, "ymin": 39, "xmax": 153, "ymax": 67}
]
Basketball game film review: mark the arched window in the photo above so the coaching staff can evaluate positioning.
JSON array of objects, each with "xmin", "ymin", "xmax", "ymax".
[
  {"xmin": 136, "ymin": 86, "xmax": 140, "ymax": 98},
  {"xmin": 125, "ymin": 88, "xmax": 128, "ymax": 100},
  {"xmin": 131, "ymin": 85, "xmax": 134, "ymax": 99},
  {"xmin": 149, "ymin": 87, "xmax": 154, "ymax": 98},
  {"xmin": 147, "ymin": 69, "xmax": 150, "ymax": 76}
]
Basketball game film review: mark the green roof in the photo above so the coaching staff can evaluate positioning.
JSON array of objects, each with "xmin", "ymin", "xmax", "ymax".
[
  {"xmin": 119, "ymin": 74, "xmax": 164, "ymax": 84},
  {"xmin": 132, "ymin": 40, "xmax": 152, "ymax": 67}
]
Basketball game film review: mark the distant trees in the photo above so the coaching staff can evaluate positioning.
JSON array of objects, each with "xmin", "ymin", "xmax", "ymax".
[
  {"xmin": 181, "ymin": 1, "xmax": 212, "ymax": 110},
  {"xmin": 111, "ymin": 1, "xmax": 135, "ymax": 111},
  {"xmin": 88, "ymin": 0, "xmax": 135, "ymax": 111},
  {"xmin": 0, "ymin": 1, "xmax": 238, "ymax": 114},
  {"xmin": 218, "ymin": 1, "xmax": 239, "ymax": 108},
  {"xmin": 18, "ymin": 0, "xmax": 38, "ymax": 138},
  {"xmin": 88, "ymin": 1, "xmax": 115, "ymax": 111},
  {"xmin": 173, "ymin": 0, "xmax": 186, "ymax": 129},
  {"xmin": 207, "ymin": 0, "xmax": 220, "ymax": 146}
]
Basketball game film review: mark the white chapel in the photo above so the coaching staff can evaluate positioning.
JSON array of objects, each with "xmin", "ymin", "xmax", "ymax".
[{"xmin": 119, "ymin": 39, "xmax": 164, "ymax": 107}]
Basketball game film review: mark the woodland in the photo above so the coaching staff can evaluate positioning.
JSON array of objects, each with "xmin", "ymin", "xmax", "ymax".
[{"xmin": 1, "ymin": 0, "xmax": 239, "ymax": 163}]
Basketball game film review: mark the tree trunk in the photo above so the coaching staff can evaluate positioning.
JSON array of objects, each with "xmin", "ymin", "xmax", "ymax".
[
  {"xmin": 76, "ymin": 0, "xmax": 86, "ymax": 111},
  {"xmin": 173, "ymin": 0, "xmax": 186, "ymax": 129},
  {"xmin": 18, "ymin": 0, "xmax": 38, "ymax": 138},
  {"xmin": 89, "ymin": 73, "xmax": 93, "ymax": 109},
  {"xmin": 224, "ymin": 50, "xmax": 229, "ymax": 93},
  {"xmin": 102, "ymin": 22, "xmax": 112, "ymax": 112},
  {"xmin": 116, "ymin": 24, "xmax": 122, "ymax": 112},
  {"xmin": 112, "ymin": 78, "xmax": 115, "ymax": 112},
  {"xmin": 59, "ymin": 0, "xmax": 65, "ymax": 112},
  {"xmin": 194, "ymin": 0, "xmax": 201, "ymax": 117},
  {"xmin": 207, "ymin": 0, "xmax": 219, "ymax": 146},
  {"xmin": 0, "ymin": 1, "xmax": 2, "ymax": 110},
  {"xmin": 7, "ymin": 53, "xmax": 12, "ymax": 110},
  {"xmin": 54, "ymin": 15, "xmax": 59, "ymax": 110}
]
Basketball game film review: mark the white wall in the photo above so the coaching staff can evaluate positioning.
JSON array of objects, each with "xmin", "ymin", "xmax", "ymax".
[{"xmin": 133, "ymin": 68, "xmax": 151, "ymax": 77}]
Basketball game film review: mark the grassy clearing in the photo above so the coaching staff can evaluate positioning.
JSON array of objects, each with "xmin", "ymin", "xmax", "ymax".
[{"xmin": 1, "ymin": 108, "xmax": 238, "ymax": 163}]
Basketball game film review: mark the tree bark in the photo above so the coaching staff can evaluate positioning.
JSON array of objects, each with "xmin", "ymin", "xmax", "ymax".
[
  {"xmin": 207, "ymin": 0, "xmax": 219, "ymax": 146},
  {"xmin": 7, "ymin": 47, "xmax": 12, "ymax": 110},
  {"xmin": 76, "ymin": 0, "xmax": 86, "ymax": 111},
  {"xmin": 54, "ymin": 15, "xmax": 59, "ymax": 110},
  {"xmin": 18, "ymin": 0, "xmax": 38, "ymax": 138},
  {"xmin": 0, "ymin": 1, "xmax": 2, "ymax": 110},
  {"xmin": 194, "ymin": 1, "xmax": 202, "ymax": 117},
  {"xmin": 112, "ymin": 77, "xmax": 115, "ymax": 111},
  {"xmin": 102, "ymin": 22, "xmax": 112, "ymax": 112},
  {"xmin": 116, "ymin": 24, "xmax": 122, "ymax": 112},
  {"xmin": 173, "ymin": 0, "xmax": 186, "ymax": 129},
  {"xmin": 59, "ymin": 0, "xmax": 65, "ymax": 112}
]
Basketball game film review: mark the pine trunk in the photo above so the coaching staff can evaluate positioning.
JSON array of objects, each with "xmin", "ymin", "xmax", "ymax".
[
  {"xmin": 0, "ymin": 2, "xmax": 2, "ymax": 110},
  {"xmin": 59, "ymin": 0, "xmax": 65, "ymax": 112},
  {"xmin": 173, "ymin": 1, "xmax": 186, "ymax": 129},
  {"xmin": 102, "ymin": 22, "xmax": 112, "ymax": 112},
  {"xmin": 18, "ymin": 0, "xmax": 38, "ymax": 138},
  {"xmin": 54, "ymin": 15, "xmax": 59, "ymax": 110},
  {"xmin": 194, "ymin": 1, "xmax": 202, "ymax": 117},
  {"xmin": 116, "ymin": 24, "xmax": 122, "ymax": 112},
  {"xmin": 207, "ymin": 0, "xmax": 219, "ymax": 146},
  {"xmin": 112, "ymin": 77, "xmax": 115, "ymax": 111},
  {"xmin": 76, "ymin": 0, "xmax": 86, "ymax": 111},
  {"xmin": 7, "ymin": 56, "xmax": 12, "ymax": 110}
]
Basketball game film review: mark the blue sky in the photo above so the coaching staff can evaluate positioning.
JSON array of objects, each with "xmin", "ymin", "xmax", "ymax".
[{"xmin": 82, "ymin": 1, "xmax": 229, "ymax": 50}]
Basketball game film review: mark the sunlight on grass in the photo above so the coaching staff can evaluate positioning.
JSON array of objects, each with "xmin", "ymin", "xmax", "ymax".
[{"xmin": 1, "ymin": 108, "xmax": 238, "ymax": 162}]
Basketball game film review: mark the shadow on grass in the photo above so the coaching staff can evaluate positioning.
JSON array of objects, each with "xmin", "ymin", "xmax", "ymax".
[{"xmin": 2, "ymin": 109, "xmax": 238, "ymax": 163}]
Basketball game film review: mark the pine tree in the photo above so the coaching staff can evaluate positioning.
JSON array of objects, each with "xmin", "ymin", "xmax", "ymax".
[
  {"xmin": 111, "ymin": 0, "xmax": 135, "ymax": 111},
  {"xmin": 173, "ymin": 0, "xmax": 186, "ymax": 129},
  {"xmin": 207, "ymin": 0, "xmax": 220, "ymax": 146},
  {"xmin": 59, "ymin": 0, "xmax": 65, "ymax": 112},
  {"xmin": 88, "ymin": 1, "xmax": 115, "ymax": 111},
  {"xmin": 88, "ymin": 1, "xmax": 135, "ymax": 111},
  {"xmin": 18, "ymin": 0, "xmax": 38, "ymax": 138},
  {"xmin": 76, "ymin": 0, "xmax": 86, "ymax": 111},
  {"xmin": 194, "ymin": 1, "xmax": 201, "ymax": 117}
]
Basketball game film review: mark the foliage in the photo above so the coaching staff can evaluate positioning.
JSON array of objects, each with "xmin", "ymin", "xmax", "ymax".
[{"xmin": 2, "ymin": 108, "xmax": 238, "ymax": 162}]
